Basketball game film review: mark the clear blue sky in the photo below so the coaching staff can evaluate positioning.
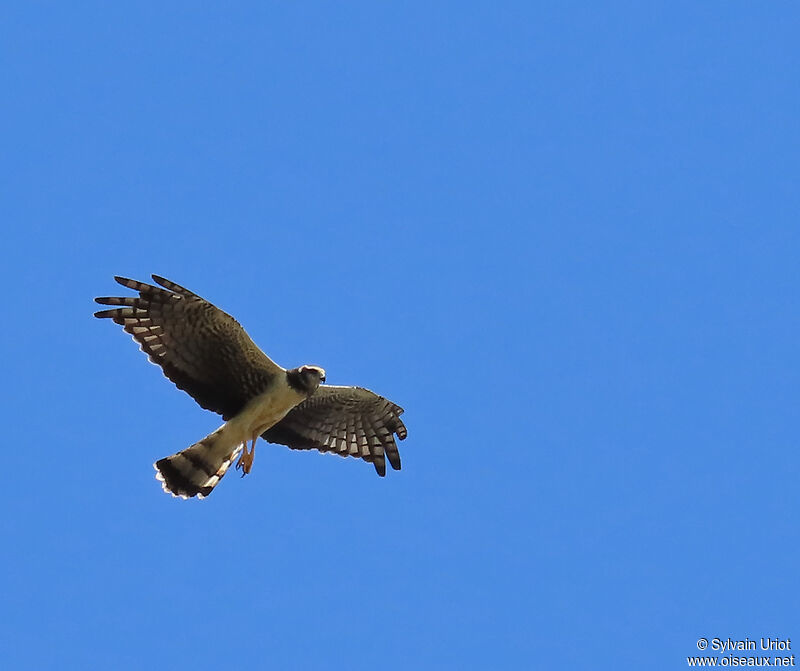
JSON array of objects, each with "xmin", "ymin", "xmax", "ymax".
[{"xmin": 1, "ymin": 3, "xmax": 797, "ymax": 669}]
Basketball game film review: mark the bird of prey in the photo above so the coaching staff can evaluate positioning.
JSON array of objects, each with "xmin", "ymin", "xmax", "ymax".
[{"xmin": 94, "ymin": 275, "xmax": 407, "ymax": 499}]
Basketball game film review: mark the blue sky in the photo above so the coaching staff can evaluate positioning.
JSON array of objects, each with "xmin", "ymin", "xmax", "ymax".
[{"xmin": 1, "ymin": 2, "xmax": 798, "ymax": 669}]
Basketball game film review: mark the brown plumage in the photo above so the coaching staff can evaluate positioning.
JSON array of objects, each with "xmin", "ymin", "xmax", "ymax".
[
  {"xmin": 94, "ymin": 275, "xmax": 408, "ymax": 498},
  {"xmin": 263, "ymin": 386, "xmax": 408, "ymax": 477}
]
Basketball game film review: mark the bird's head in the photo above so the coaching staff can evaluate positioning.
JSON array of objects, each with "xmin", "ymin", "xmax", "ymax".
[{"xmin": 288, "ymin": 365, "xmax": 326, "ymax": 395}]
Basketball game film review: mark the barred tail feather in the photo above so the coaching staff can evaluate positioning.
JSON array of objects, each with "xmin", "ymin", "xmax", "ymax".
[{"xmin": 154, "ymin": 425, "xmax": 243, "ymax": 499}]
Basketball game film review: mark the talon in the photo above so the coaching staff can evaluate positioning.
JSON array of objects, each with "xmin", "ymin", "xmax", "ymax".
[{"xmin": 235, "ymin": 438, "xmax": 257, "ymax": 476}]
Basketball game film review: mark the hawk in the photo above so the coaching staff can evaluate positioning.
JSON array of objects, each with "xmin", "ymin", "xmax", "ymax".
[{"xmin": 94, "ymin": 275, "xmax": 408, "ymax": 499}]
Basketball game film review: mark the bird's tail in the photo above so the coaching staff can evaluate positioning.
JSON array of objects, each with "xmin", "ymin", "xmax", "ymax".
[{"xmin": 154, "ymin": 424, "xmax": 243, "ymax": 499}]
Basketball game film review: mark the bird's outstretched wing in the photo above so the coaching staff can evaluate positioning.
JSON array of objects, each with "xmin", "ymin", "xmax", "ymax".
[
  {"xmin": 261, "ymin": 385, "xmax": 407, "ymax": 476},
  {"xmin": 94, "ymin": 275, "xmax": 283, "ymax": 420}
]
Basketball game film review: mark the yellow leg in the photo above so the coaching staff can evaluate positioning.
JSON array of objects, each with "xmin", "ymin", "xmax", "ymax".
[{"xmin": 236, "ymin": 437, "xmax": 257, "ymax": 476}]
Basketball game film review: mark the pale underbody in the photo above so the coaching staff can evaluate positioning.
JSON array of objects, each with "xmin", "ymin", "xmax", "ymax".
[
  {"xmin": 225, "ymin": 380, "xmax": 308, "ymax": 457},
  {"xmin": 156, "ymin": 376, "xmax": 307, "ymax": 496}
]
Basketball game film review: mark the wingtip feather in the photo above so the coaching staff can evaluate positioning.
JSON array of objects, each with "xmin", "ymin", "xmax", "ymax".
[{"xmin": 151, "ymin": 274, "xmax": 198, "ymax": 297}]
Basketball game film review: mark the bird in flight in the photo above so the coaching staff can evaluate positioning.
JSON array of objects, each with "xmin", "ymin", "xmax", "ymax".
[{"xmin": 94, "ymin": 275, "xmax": 408, "ymax": 499}]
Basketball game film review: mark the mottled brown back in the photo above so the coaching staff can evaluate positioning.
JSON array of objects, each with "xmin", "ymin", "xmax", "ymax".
[
  {"xmin": 262, "ymin": 385, "xmax": 407, "ymax": 476},
  {"xmin": 94, "ymin": 275, "xmax": 283, "ymax": 420}
]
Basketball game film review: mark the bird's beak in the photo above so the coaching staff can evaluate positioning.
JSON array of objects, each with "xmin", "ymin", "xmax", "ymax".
[{"xmin": 320, "ymin": 374, "xmax": 326, "ymax": 383}]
